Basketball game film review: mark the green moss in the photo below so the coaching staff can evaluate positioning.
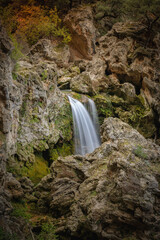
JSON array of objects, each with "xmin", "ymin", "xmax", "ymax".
[
  {"xmin": 27, "ymin": 154, "xmax": 50, "ymax": 184},
  {"xmin": 38, "ymin": 101, "xmax": 44, "ymax": 108},
  {"xmin": 54, "ymin": 102, "xmax": 73, "ymax": 141},
  {"xmin": 41, "ymin": 70, "xmax": 48, "ymax": 81},
  {"xmin": 49, "ymin": 142, "xmax": 73, "ymax": 162},
  {"xmin": 9, "ymin": 142, "xmax": 50, "ymax": 184},
  {"xmin": 94, "ymin": 94, "xmax": 114, "ymax": 124},
  {"xmin": 17, "ymin": 142, "xmax": 35, "ymax": 163},
  {"xmin": 71, "ymin": 66, "xmax": 80, "ymax": 74},
  {"xmin": 11, "ymin": 201, "xmax": 31, "ymax": 221},
  {"xmin": 110, "ymin": 94, "xmax": 156, "ymax": 138},
  {"xmin": 90, "ymin": 191, "xmax": 97, "ymax": 197},
  {"xmin": 10, "ymin": 36, "xmax": 24, "ymax": 62},
  {"xmin": 34, "ymin": 140, "xmax": 49, "ymax": 152},
  {"xmin": 19, "ymin": 99, "xmax": 27, "ymax": 118},
  {"xmin": 12, "ymin": 72, "xmax": 18, "ymax": 80},
  {"xmin": 133, "ymin": 145, "xmax": 147, "ymax": 159},
  {"xmin": 30, "ymin": 116, "xmax": 40, "ymax": 124},
  {"xmin": 110, "ymin": 95, "xmax": 126, "ymax": 107},
  {"xmin": 49, "ymin": 149, "xmax": 59, "ymax": 162},
  {"xmin": 37, "ymin": 223, "xmax": 59, "ymax": 240},
  {"xmin": 94, "ymin": 92, "xmax": 156, "ymax": 138},
  {"xmin": 71, "ymin": 92, "xmax": 82, "ymax": 100}
]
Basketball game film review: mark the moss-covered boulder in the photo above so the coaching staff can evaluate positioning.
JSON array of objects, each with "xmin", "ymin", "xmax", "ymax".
[{"xmin": 94, "ymin": 90, "xmax": 156, "ymax": 138}]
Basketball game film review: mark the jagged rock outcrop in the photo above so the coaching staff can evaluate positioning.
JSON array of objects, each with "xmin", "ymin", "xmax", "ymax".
[
  {"xmin": 0, "ymin": 21, "xmax": 31, "ymax": 240},
  {"xmin": 34, "ymin": 117, "xmax": 160, "ymax": 240},
  {"xmin": 64, "ymin": 6, "xmax": 97, "ymax": 60},
  {"xmin": 0, "ymin": 4, "xmax": 160, "ymax": 240},
  {"xmin": 0, "ymin": 28, "xmax": 74, "ymax": 239},
  {"xmin": 64, "ymin": 12, "xmax": 160, "ymax": 139}
]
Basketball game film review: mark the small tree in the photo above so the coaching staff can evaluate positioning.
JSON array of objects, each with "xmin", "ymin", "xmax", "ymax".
[{"xmin": 123, "ymin": 0, "xmax": 160, "ymax": 46}]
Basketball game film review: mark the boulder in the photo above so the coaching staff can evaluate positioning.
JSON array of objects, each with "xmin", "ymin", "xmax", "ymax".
[
  {"xmin": 64, "ymin": 6, "xmax": 97, "ymax": 60},
  {"xmin": 36, "ymin": 118, "xmax": 160, "ymax": 240}
]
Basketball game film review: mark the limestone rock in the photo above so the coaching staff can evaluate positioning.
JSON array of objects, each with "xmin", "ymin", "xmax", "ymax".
[
  {"xmin": 70, "ymin": 72, "xmax": 93, "ymax": 94},
  {"xmin": 64, "ymin": 6, "xmax": 97, "ymax": 60},
  {"xmin": 29, "ymin": 39, "xmax": 70, "ymax": 66},
  {"xmin": 35, "ymin": 118, "xmax": 160, "ymax": 239},
  {"xmin": 97, "ymin": 22, "xmax": 160, "ymax": 126},
  {"xmin": 4, "ymin": 173, "xmax": 24, "ymax": 200}
]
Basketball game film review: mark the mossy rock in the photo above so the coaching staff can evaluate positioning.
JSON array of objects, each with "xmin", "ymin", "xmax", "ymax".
[
  {"xmin": 94, "ymin": 92, "xmax": 156, "ymax": 138},
  {"xmin": 8, "ymin": 153, "xmax": 50, "ymax": 185},
  {"xmin": 11, "ymin": 200, "xmax": 31, "ymax": 221},
  {"xmin": 17, "ymin": 143, "xmax": 35, "ymax": 163},
  {"xmin": 108, "ymin": 92, "xmax": 156, "ymax": 138},
  {"xmin": 49, "ymin": 142, "xmax": 73, "ymax": 162},
  {"xmin": 94, "ymin": 94, "xmax": 114, "ymax": 124},
  {"xmin": 27, "ymin": 154, "xmax": 50, "ymax": 184},
  {"xmin": 54, "ymin": 100, "xmax": 73, "ymax": 141}
]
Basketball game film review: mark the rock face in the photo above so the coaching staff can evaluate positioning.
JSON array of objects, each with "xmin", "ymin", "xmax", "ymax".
[
  {"xmin": 0, "ymin": 4, "xmax": 160, "ymax": 240},
  {"xmin": 64, "ymin": 15, "xmax": 160, "ymax": 139},
  {"xmin": 35, "ymin": 118, "xmax": 160, "ymax": 240},
  {"xmin": 98, "ymin": 22, "xmax": 160, "ymax": 121},
  {"xmin": 0, "ymin": 28, "xmax": 74, "ymax": 238},
  {"xmin": 64, "ymin": 6, "xmax": 97, "ymax": 60},
  {"xmin": 0, "ymin": 22, "xmax": 30, "ymax": 240}
]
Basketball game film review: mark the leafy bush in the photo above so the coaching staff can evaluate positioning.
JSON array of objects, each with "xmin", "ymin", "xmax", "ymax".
[
  {"xmin": 37, "ymin": 223, "xmax": 59, "ymax": 240},
  {"xmin": 1, "ymin": 4, "xmax": 71, "ymax": 46},
  {"xmin": 11, "ymin": 201, "xmax": 31, "ymax": 221}
]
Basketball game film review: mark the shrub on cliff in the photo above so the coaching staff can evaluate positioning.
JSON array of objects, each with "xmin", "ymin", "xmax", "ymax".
[{"xmin": 0, "ymin": 4, "xmax": 71, "ymax": 46}]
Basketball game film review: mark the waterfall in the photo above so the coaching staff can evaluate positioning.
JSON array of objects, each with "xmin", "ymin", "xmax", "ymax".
[
  {"xmin": 84, "ymin": 98, "xmax": 101, "ymax": 142},
  {"xmin": 68, "ymin": 96, "xmax": 100, "ymax": 155}
]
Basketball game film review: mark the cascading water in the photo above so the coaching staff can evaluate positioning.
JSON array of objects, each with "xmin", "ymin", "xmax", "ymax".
[
  {"xmin": 84, "ymin": 98, "xmax": 101, "ymax": 142},
  {"xmin": 68, "ymin": 96, "xmax": 101, "ymax": 155}
]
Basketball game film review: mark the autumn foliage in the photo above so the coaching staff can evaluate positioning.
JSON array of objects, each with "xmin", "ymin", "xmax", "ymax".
[{"xmin": 1, "ymin": 4, "xmax": 71, "ymax": 46}]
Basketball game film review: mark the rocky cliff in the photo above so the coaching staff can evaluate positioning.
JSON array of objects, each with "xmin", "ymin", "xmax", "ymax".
[{"xmin": 0, "ymin": 5, "xmax": 160, "ymax": 240}]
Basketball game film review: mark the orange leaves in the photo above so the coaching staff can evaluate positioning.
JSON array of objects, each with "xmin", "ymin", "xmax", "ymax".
[{"xmin": 1, "ymin": 3, "xmax": 71, "ymax": 46}]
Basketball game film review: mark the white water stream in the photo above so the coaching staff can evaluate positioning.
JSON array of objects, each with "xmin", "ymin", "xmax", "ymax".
[{"xmin": 68, "ymin": 96, "xmax": 100, "ymax": 155}]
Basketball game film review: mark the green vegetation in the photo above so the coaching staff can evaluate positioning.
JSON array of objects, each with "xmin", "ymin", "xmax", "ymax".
[
  {"xmin": 95, "ymin": 0, "xmax": 124, "ymax": 20},
  {"xmin": 0, "ymin": 227, "xmax": 19, "ymax": 240},
  {"xmin": 49, "ymin": 142, "xmax": 73, "ymax": 162},
  {"xmin": 94, "ymin": 94, "xmax": 114, "ymax": 124},
  {"xmin": 0, "ymin": 3, "xmax": 71, "ymax": 47},
  {"xmin": 94, "ymin": 92, "xmax": 156, "ymax": 138},
  {"xmin": 37, "ymin": 223, "xmax": 59, "ymax": 240},
  {"xmin": 19, "ymin": 99, "xmax": 27, "ymax": 118},
  {"xmin": 95, "ymin": 0, "xmax": 160, "ymax": 43},
  {"xmin": 41, "ymin": 70, "xmax": 48, "ymax": 81},
  {"xmin": 95, "ymin": 0, "xmax": 160, "ymax": 22},
  {"xmin": 27, "ymin": 154, "xmax": 50, "ymax": 184},
  {"xmin": 54, "ymin": 102, "xmax": 73, "ymax": 141},
  {"xmin": 10, "ymin": 36, "xmax": 24, "ymax": 62},
  {"xmin": 8, "ymin": 148, "xmax": 50, "ymax": 185},
  {"xmin": 11, "ymin": 201, "xmax": 31, "ymax": 221},
  {"xmin": 133, "ymin": 145, "xmax": 147, "ymax": 159}
]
